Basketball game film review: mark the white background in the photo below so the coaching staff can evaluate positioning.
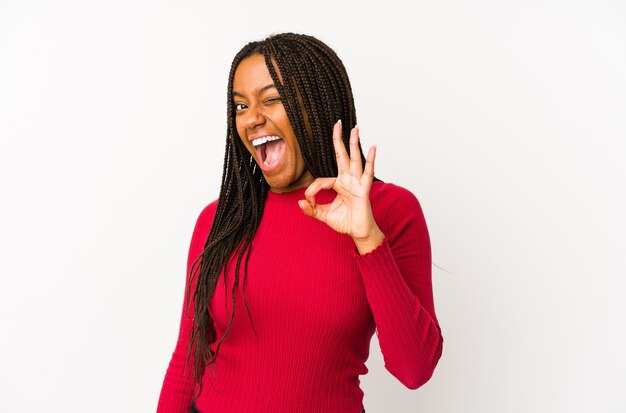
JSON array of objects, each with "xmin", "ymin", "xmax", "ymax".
[{"xmin": 1, "ymin": 0, "xmax": 625, "ymax": 412}]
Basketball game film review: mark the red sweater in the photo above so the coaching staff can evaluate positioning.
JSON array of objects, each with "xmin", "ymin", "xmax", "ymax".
[{"xmin": 157, "ymin": 181, "xmax": 443, "ymax": 413}]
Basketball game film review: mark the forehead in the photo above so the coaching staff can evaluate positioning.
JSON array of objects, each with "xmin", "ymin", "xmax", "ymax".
[{"xmin": 232, "ymin": 54, "xmax": 274, "ymax": 94}]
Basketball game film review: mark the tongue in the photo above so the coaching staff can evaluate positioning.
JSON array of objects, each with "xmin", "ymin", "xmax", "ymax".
[{"xmin": 264, "ymin": 139, "xmax": 284, "ymax": 164}]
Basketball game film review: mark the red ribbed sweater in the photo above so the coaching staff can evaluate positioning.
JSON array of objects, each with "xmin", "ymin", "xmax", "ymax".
[{"xmin": 157, "ymin": 181, "xmax": 443, "ymax": 413}]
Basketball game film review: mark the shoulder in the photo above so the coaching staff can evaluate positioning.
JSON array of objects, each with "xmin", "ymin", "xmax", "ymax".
[
  {"xmin": 369, "ymin": 180, "xmax": 429, "ymax": 243},
  {"xmin": 369, "ymin": 180, "xmax": 424, "ymax": 215},
  {"xmin": 188, "ymin": 198, "xmax": 219, "ymax": 253},
  {"xmin": 196, "ymin": 198, "xmax": 219, "ymax": 228}
]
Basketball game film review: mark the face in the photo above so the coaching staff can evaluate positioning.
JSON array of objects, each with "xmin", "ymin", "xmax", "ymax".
[{"xmin": 232, "ymin": 54, "xmax": 314, "ymax": 193}]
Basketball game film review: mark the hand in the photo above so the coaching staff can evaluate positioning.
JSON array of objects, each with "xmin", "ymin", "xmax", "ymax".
[{"xmin": 298, "ymin": 120, "xmax": 385, "ymax": 254}]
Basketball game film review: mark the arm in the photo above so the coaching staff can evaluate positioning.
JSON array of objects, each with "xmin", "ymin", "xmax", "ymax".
[
  {"xmin": 354, "ymin": 185, "xmax": 443, "ymax": 389},
  {"xmin": 156, "ymin": 201, "xmax": 217, "ymax": 412},
  {"xmin": 299, "ymin": 121, "xmax": 442, "ymax": 389}
]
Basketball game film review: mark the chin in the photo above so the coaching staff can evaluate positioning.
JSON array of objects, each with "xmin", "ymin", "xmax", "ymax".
[
  {"xmin": 265, "ymin": 174, "xmax": 299, "ymax": 191},
  {"xmin": 265, "ymin": 177, "xmax": 291, "ymax": 190}
]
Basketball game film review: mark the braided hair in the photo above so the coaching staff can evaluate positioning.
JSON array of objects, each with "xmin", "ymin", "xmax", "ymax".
[{"xmin": 186, "ymin": 32, "xmax": 374, "ymax": 394}]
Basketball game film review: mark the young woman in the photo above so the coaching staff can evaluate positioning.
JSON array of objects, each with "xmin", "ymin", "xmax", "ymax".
[{"xmin": 157, "ymin": 33, "xmax": 443, "ymax": 413}]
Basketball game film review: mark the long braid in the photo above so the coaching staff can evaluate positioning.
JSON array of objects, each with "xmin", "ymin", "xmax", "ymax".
[{"xmin": 185, "ymin": 33, "xmax": 378, "ymax": 396}]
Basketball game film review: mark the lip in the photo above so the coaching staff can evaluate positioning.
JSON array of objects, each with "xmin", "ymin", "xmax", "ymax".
[{"xmin": 248, "ymin": 133, "xmax": 282, "ymax": 143}]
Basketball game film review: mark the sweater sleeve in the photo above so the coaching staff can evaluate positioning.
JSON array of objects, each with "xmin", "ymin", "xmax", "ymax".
[
  {"xmin": 353, "ymin": 184, "xmax": 443, "ymax": 390},
  {"xmin": 156, "ymin": 201, "xmax": 217, "ymax": 412}
]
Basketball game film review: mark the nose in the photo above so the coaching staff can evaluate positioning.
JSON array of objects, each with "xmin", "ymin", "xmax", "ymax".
[{"xmin": 244, "ymin": 103, "xmax": 266, "ymax": 130}]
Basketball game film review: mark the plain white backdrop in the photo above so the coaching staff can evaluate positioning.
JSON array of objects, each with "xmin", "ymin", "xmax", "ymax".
[{"xmin": 1, "ymin": 0, "xmax": 625, "ymax": 412}]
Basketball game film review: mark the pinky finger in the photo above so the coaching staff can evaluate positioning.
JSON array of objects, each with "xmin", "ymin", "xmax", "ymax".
[{"xmin": 362, "ymin": 145, "xmax": 376, "ymax": 184}]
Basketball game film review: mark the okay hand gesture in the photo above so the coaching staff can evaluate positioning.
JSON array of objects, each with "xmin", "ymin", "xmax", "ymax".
[{"xmin": 298, "ymin": 120, "xmax": 385, "ymax": 254}]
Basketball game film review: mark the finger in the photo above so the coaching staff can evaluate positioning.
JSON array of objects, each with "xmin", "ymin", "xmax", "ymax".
[
  {"xmin": 349, "ymin": 126, "xmax": 363, "ymax": 176},
  {"xmin": 299, "ymin": 198, "xmax": 331, "ymax": 223},
  {"xmin": 332, "ymin": 120, "xmax": 349, "ymax": 173},
  {"xmin": 361, "ymin": 145, "xmax": 376, "ymax": 186},
  {"xmin": 298, "ymin": 199, "xmax": 316, "ymax": 217},
  {"xmin": 303, "ymin": 177, "xmax": 336, "ymax": 208}
]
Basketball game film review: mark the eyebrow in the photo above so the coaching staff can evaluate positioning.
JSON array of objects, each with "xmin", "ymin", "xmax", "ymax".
[{"xmin": 232, "ymin": 84, "xmax": 277, "ymax": 98}]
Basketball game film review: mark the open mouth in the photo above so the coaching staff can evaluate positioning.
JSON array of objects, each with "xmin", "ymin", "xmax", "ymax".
[{"xmin": 252, "ymin": 136, "xmax": 285, "ymax": 166}]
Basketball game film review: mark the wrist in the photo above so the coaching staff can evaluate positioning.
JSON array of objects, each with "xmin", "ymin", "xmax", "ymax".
[{"xmin": 353, "ymin": 227, "xmax": 385, "ymax": 255}]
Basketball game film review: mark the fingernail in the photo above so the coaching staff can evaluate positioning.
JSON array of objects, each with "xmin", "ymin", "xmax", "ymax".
[
  {"xmin": 337, "ymin": 119, "xmax": 342, "ymax": 125},
  {"xmin": 354, "ymin": 124, "xmax": 359, "ymax": 129}
]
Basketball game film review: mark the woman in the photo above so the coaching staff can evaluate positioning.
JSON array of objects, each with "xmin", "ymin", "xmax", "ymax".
[{"xmin": 157, "ymin": 33, "xmax": 443, "ymax": 413}]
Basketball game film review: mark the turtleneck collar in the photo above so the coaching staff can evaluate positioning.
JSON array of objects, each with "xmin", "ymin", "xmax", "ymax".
[{"xmin": 265, "ymin": 185, "xmax": 337, "ymax": 205}]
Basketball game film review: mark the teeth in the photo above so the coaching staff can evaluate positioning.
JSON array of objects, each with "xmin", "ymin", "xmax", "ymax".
[{"xmin": 251, "ymin": 135, "xmax": 281, "ymax": 147}]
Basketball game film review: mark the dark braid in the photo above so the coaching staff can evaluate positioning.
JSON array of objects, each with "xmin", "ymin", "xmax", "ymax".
[{"xmin": 186, "ymin": 33, "xmax": 377, "ymax": 397}]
